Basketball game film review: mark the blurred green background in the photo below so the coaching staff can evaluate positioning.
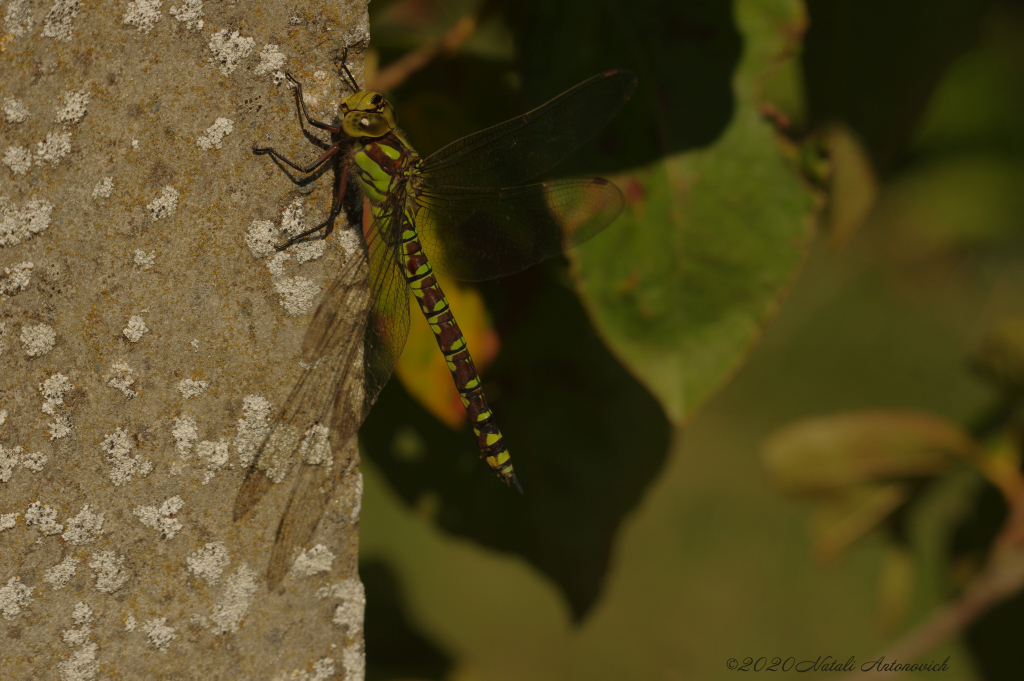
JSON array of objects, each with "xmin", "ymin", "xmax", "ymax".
[{"xmin": 352, "ymin": 0, "xmax": 1024, "ymax": 679}]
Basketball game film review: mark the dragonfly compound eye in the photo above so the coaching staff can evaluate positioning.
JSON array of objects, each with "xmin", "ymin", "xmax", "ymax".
[{"xmin": 342, "ymin": 110, "xmax": 394, "ymax": 138}]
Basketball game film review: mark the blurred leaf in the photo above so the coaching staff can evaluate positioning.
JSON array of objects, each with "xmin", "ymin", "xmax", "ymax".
[
  {"xmin": 821, "ymin": 124, "xmax": 878, "ymax": 247},
  {"xmin": 802, "ymin": 0, "xmax": 990, "ymax": 172},
  {"xmin": 972, "ymin": 317, "xmax": 1024, "ymax": 393},
  {"xmin": 912, "ymin": 5, "xmax": 1024, "ymax": 157},
  {"xmin": 871, "ymin": 153, "xmax": 1024, "ymax": 256},
  {"xmin": 396, "ymin": 274, "xmax": 500, "ymax": 429},
  {"xmin": 571, "ymin": 0, "xmax": 819, "ymax": 424},
  {"xmin": 360, "ymin": 260, "xmax": 671, "ymax": 620},
  {"xmin": 975, "ymin": 433, "xmax": 1024, "ymax": 506},
  {"xmin": 762, "ymin": 410, "xmax": 978, "ymax": 494},
  {"xmin": 812, "ymin": 482, "xmax": 912, "ymax": 563}
]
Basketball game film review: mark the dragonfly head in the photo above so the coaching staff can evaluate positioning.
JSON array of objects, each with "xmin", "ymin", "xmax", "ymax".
[{"xmin": 339, "ymin": 91, "xmax": 397, "ymax": 139}]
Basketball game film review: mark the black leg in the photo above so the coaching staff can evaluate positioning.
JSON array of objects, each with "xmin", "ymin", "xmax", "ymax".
[
  {"xmin": 252, "ymin": 142, "xmax": 341, "ymax": 174},
  {"xmin": 286, "ymin": 72, "xmax": 344, "ymax": 134},
  {"xmin": 276, "ymin": 163, "xmax": 351, "ymax": 250}
]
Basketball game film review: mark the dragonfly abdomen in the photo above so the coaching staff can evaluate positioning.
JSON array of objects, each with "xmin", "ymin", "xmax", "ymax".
[{"xmin": 399, "ymin": 224, "xmax": 520, "ymax": 491}]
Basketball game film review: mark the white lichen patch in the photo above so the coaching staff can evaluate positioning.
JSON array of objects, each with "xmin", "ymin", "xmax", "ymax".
[
  {"xmin": 171, "ymin": 415, "xmax": 197, "ymax": 456},
  {"xmin": 350, "ymin": 472, "xmax": 364, "ymax": 524},
  {"xmin": 4, "ymin": 0, "xmax": 34, "ymax": 36},
  {"xmin": 91, "ymin": 176, "xmax": 113, "ymax": 199},
  {"xmin": 196, "ymin": 117, "xmax": 233, "ymax": 150},
  {"xmin": 343, "ymin": 646, "xmax": 365, "ymax": 681},
  {"xmin": 208, "ymin": 29, "xmax": 255, "ymax": 76},
  {"xmin": 20, "ymin": 450, "xmax": 48, "ymax": 471},
  {"xmin": 3, "ymin": 145, "xmax": 32, "ymax": 175},
  {"xmin": 147, "ymin": 185, "xmax": 179, "ymax": 220},
  {"xmin": 1, "ymin": 444, "xmax": 24, "ymax": 482},
  {"xmin": 210, "ymin": 564, "xmax": 258, "ymax": 634},
  {"xmin": 2, "ymin": 446, "xmax": 47, "ymax": 481},
  {"xmin": 272, "ymin": 657, "xmax": 337, "ymax": 681},
  {"xmin": 125, "ymin": 614, "xmax": 137, "ymax": 631},
  {"xmin": 60, "ymin": 643, "xmax": 99, "ymax": 681},
  {"xmin": 235, "ymin": 395, "xmax": 271, "ymax": 468},
  {"xmin": 2, "ymin": 97, "xmax": 30, "ymax": 122},
  {"xmin": 55, "ymin": 90, "xmax": 89, "ymax": 125},
  {"xmin": 177, "ymin": 378, "xmax": 209, "ymax": 399},
  {"xmin": 0, "ymin": 197, "xmax": 52, "ymax": 247},
  {"xmin": 0, "ymin": 576, "xmax": 34, "ymax": 620},
  {"xmin": 25, "ymin": 500, "xmax": 64, "ymax": 535},
  {"xmin": 291, "ymin": 544, "xmax": 335, "ymax": 577},
  {"xmin": 41, "ymin": 372, "xmax": 73, "ymax": 413},
  {"xmin": 133, "ymin": 248, "xmax": 155, "ymax": 268},
  {"xmin": 254, "ymin": 44, "xmax": 286, "ymax": 76},
  {"xmin": 42, "ymin": 0, "xmax": 82, "ymax": 41},
  {"xmin": 318, "ymin": 578, "xmax": 365, "ymax": 629},
  {"xmin": 245, "ymin": 220, "xmax": 279, "ymax": 258},
  {"xmin": 274, "ymin": 269, "xmax": 321, "ymax": 315},
  {"xmin": 62, "ymin": 505, "xmax": 105, "ymax": 545},
  {"xmin": 299, "ymin": 424, "xmax": 331, "ymax": 466},
  {"xmin": 89, "ymin": 551, "xmax": 130, "ymax": 593},
  {"xmin": 35, "ymin": 131, "xmax": 73, "ymax": 165},
  {"xmin": 133, "ymin": 496, "xmax": 184, "ymax": 539},
  {"xmin": 169, "ymin": 0, "xmax": 203, "ymax": 29},
  {"xmin": 131, "ymin": 139, "xmax": 139, "ymax": 150},
  {"xmin": 0, "ymin": 513, "xmax": 19, "ymax": 531},
  {"xmin": 123, "ymin": 314, "xmax": 148, "ymax": 342},
  {"xmin": 195, "ymin": 439, "xmax": 228, "ymax": 484},
  {"xmin": 1, "ymin": 261, "xmax": 33, "ymax": 298},
  {"xmin": 41, "ymin": 372, "xmax": 74, "ymax": 439},
  {"xmin": 281, "ymin": 200, "xmax": 327, "ymax": 264},
  {"xmin": 44, "ymin": 556, "xmax": 79, "ymax": 589},
  {"xmin": 106, "ymin": 362, "xmax": 137, "ymax": 398},
  {"xmin": 248, "ymin": 201, "xmax": 330, "ymax": 314},
  {"xmin": 142, "ymin": 617, "xmax": 177, "ymax": 651},
  {"xmin": 123, "ymin": 0, "xmax": 162, "ymax": 34},
  {"xmin": 186, "ymin": 541, "xmax": 229, "ymax": 584},
  {"xmin": 100, "ymin": 427, "xmax": 153, "ymax": 486},
  {"xmin": 21, "ymin": 322, "xmax": 56, "ymax": 356}
]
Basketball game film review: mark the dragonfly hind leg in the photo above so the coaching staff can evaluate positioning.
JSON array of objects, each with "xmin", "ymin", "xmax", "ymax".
[{"xmin": 275, "ymin": 163, "xmax": 350, "ymax": 251}]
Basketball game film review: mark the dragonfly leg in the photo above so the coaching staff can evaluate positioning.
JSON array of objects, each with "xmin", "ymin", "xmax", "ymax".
[
  {"xmin": 276, "ymin": 163, "xmax": 350, "ymax": 250},
  {"xmin": 285, "ymin": 72, "xmax": 344, "ymax": 134},
  {"xmin": 253, "ymin": 141, "xmax": 342, "ymax": 175}
]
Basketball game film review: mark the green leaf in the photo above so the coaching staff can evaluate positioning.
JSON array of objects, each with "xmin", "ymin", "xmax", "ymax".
[{"xmin": 571, "ymin": 0, "xmax": 820, "ymax": 424}]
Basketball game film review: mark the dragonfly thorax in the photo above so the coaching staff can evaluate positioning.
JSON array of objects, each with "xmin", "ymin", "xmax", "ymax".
[{"xmin": 339, "ymin": 90, "xmax": 397, "ymax": 139}]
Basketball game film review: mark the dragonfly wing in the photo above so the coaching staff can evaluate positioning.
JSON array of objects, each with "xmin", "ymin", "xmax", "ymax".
[
  {"xmin": 234, "ymin": 210, "xmax": 410, "ymax": 589},
  {"xmin": 421, "ymin": 69, "xmax": 637, "ymax": 188},
  {"xmin": 232, "ymin": 251, "xmax": 368, "ymax": 525},
  {"xmin": 415, "ymin": 177, "xmax": 625, "ymax": 281},
  {"xmin": 353, "ymin": 208, "xmax": 412, "ymax": 428}
]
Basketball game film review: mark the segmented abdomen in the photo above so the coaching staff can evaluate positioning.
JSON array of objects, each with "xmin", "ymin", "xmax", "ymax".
[{"xmin": 397, "ymin": 213, "xmax": 517, "ymax": 487}]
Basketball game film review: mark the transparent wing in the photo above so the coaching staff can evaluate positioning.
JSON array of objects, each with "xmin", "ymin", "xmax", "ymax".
[
  {"xmin": 421, "ymin": 69, "xmax": 637, "ymax": 189},
  {"xmin": 233, "ymin": 207, "xmax": 411, "ymax": 589},
  {"xmin": 414, "ymin": 177, "xmax": 625, "ymax": 281}
]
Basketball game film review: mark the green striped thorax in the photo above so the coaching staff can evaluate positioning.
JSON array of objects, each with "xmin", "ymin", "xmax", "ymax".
[
  {"xmin": 339, "ymin": 90, "xmax": 396, "ymax": 139},
  {"xmin": 342, "ymin": 90, "xmax": 422, "ymax": 207}
]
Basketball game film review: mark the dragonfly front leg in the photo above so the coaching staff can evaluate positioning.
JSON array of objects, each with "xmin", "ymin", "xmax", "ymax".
[{"xmin": 285, "ymin": 72, "xmax": 344, "ymax": 134}]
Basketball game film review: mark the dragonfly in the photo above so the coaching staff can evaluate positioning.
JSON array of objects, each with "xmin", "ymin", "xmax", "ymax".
[{"xmin": 235, "ymin": 53, "xmax": 637, "ymax": 588}]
